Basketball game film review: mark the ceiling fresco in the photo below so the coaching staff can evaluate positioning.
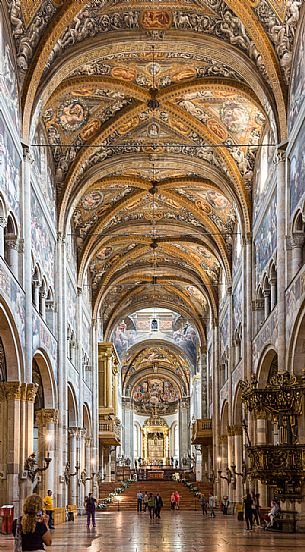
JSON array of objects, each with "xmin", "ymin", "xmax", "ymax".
[{"xmin": 5, "ymin": 1, "xmax": 304, "ymax": 387}]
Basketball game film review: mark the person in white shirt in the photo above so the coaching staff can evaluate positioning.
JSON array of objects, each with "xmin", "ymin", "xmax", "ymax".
[{"xmin": 208, "ymin": 493, "xmax": 216, "ymax": 517}]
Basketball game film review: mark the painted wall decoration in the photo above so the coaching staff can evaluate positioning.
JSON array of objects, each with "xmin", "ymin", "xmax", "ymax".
[
  {"xmin": 82, "ymin": 311, "xmax": 91, "ymax": 356},
  {"xmin": 0, "ymin": 112, "xmax": 21, "ymax": 219},
  {"xmin": 32, "ymin": 133, "xmax": 56, "ymax": 225},
  {"xmin": 286, "ymin": 264, "xmax": 305, "ymax": 346},
  {"xmin": 32, "ymin": 311, "xmax": 57, "ymax": 369},
  {"xmin": 0, "ymin": 15, "xmax": 19, "ymax": 129},
  {"xmin": 290, "ymin": 122, "xmax": 305, "ymax": 216},
  {"xmin": 132, "ymin": 377, "xmax": 180, "ymax": 414},
  {"xmin": 233, "ymin": 279, "xmax": 242, "ymax": 332},
  {"xmin": 0, "ymin": 259, "xmax": 25, "ymax": 347},
  {"xmin": 252, "ymin": 309, "xmax": 278, "ymax": 374},
  {"xmin": 254, "ymin": 192, "xmax": 277, "ymax": 284},
  {"xmin": 31, "ymin": 189, "xmax": 56, "ymax": 287},
  {"xmin": 289, "ymin": 11, "xmax": 305, "ymax": 133},
  {"xmin": 220, "ymin": 305, "xmax": 229, "ymax": 354},
  {"xmin": 66, "ymin": 273, "xmax": 77, "ymax": 330}
]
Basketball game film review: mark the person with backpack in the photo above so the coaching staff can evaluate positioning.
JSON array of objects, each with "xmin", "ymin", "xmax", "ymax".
[{"xmin": 147, "ymin": 493, "xmax": 156, "ymax": 520}]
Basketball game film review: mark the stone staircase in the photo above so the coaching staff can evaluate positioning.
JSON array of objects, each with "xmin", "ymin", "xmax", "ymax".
[{"xmin": 99, "ymin": 480, "xmax": 213, "ymax": 511}]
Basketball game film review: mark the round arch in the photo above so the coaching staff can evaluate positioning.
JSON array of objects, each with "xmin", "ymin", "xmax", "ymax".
[
  {"xmin": 67, "ymin": 383, "xmax": 78, "ymax": 428},
  {"xmin": 32, "ymin": 349, "xmax": 57, "ymax": 408},
  {"xmin": 0, "ymin": 298, "xmax": 24, "ymax": 382},
  {"xmin": 256, "ymin": 347, "xmax": 278, "ymax": 388},
  {"xmin": 288, "ymin": 298, "xmax": 305, "ymax": 376}
]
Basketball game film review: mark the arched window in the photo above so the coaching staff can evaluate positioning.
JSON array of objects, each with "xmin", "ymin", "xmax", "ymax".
[
  {"xmin": 4, "ymin": 214, "xmax": 19, "ymax": 277},
  {"xmin": 151, "ymin": 318, "xmax": 158, "ymax": 331}
]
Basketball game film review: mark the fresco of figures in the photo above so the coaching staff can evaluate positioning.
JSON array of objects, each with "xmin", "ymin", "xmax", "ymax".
[
  {"xmin": 82, "ymin": 311, "xmax": 91, "ymax": 356},
  {"xmin": 289, "ymin": 11, "xmax": 305, "ymax": 133},
  {"xmin": 0, "ymin": 260, "xmax": 25, "ymax": 346},
  {"xmin": 0, "ymin": 112, "xmax": 21, "ymax": 219},
  {"xmin": 31, "ymin": 190, "xmax": 56, "ymax": 287},
  {"xmin": 132, "ymin": 377, "xmax": 180, "ymax": 414},
  {"xmin": 111, "ymin": 313, "xmax": 199, "ymax": 366},
  {"xmin": 220, "ymin": 306, "xmax": 229, "ymax": 355},
  {"xmin": 290, "ymin": 122, "xmax": 305, "ymax": 216},
  {"xmin": 0, "ymin": 14, "xmax": 19, "ymax": 129},
  {"xmin": 31, "ymin": 132, "xmax": 56, "ymax": 225},
  {"xmin": 254, "ymin": 192, "xmax": 277, "ymax": 284}
]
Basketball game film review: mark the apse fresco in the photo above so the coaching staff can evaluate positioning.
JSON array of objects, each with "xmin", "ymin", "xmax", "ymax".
[
  {"xmin": 31, "ymin": 190, "xmax": 56, "ymax": 287},
  {"xmin": 112, "ymin": 314, "xmax": 199, "ymax": 365},
  {"xmin": 254, "ymin": 192, "xmax": 277, "ymax": 284},
  {"xmin": 0, "ymin": 112, "xmax": 21, "ymax": 219},
  {"xmin": 290, "ymin": 122, "xmax": 305, "ymax": 215},
  {"xmin": 289, "ymin": 12, "xmax": 305, "ymax": 133},
  {"xmin": 132, "ymin": 378, "xmax": 180, "ymax": 414},
  {"xmin": 0, "ymin": 16, "xmax": 19, "ymax": 129}
]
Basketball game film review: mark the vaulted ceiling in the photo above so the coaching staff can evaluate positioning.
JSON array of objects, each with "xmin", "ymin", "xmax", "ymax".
[{"xmin": 7, "ymin": 0, "xmax": 302, "ymax": 341}]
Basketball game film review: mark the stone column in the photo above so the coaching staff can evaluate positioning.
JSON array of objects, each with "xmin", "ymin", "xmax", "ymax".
[
  {"xmin": 290, "ymin": 235, "xmax": 305, "ymax": 276},
  {"xmin": 76, "ymin": 288, "xmax": 83, "ymax": 431},
  {"xmin": 85, "ymin": 437, "xmax": 92, "ymax": 496},
  {"xmin": 0, "ymin": 216, "xmax": 6, "ymax": 257},
  {"xmin": 4, "ymin": 383, "xmax": 22, "ymax": 513},
  {"xmin": 212, "ymin": 324, "xmax": 221, "ymax": 498},
  {"xmin": 234, "ymin": 426, "xmax": 243, "ymax": 503},
  {"xmin": 256, "ymin": 418, "xmax": 268, "ymax": 507},
  {"xmin": 227, "ymin": 429, "xmax": 235, "ymax": 503},
  {"xmin": 91, "ymin": 320, "xmax": 98, "ymax": 477},
  {"xmin": 245, "ymin": 235, "xmax": 253, "ymax": 379},
  {"xmin": 5, "ymin": 237, "xmax": 19, "ymax": 277},
  {"xmin": 122, "ymin": 398, "xmax": 133, "ymax": 463},
  {"xmin": 276, "ymin": 145, "xmax": 287, "ymax": 372},
  {"xmin": 263, "ymin": 290, "xmax": 271, "ymax": 319},
  {"xmin": 220, "ymin": 435, "xmax": 228, "ymax": 498},
  {"xmin": 35, "ymin": 409, "xmax": 59, "ymax": 496},
  {"xmin": 68, "ymin": 428, "xmax": 79, "ymax": 506},
  {"xmin": 56, "ymin": 233, "xmax": 68, "ymax": 507},
  {"xmin": 270, "ymin": 278, "xmax": 277, "ymax": 311},
  {"xmin": 178, "ymin": 399, "xmax": 189, "ymax": 465},
  {"xmin": 201, "ymin": 350, "xmax": 207, "ymax": 418},
  {"xmin": 22, "ymin": 145, "xmax": 33, "ymax": 384}
]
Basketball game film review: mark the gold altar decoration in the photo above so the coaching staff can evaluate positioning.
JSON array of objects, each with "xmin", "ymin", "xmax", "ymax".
[{"xmin": 142, "ymin": 411, "xmax": 169, "ymax": 463}]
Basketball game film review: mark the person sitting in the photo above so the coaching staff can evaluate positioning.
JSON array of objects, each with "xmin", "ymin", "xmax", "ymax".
[{"xmin": 265, "ymin": 500, "xmax": 280, "ymax": 529}]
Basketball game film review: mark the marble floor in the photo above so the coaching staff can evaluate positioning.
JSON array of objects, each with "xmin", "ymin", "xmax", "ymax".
[{"xmin": 1, "ymin": 511, "xmax": 305, "ymax": 551}]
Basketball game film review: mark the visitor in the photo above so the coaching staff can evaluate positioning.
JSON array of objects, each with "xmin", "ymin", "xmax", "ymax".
[
  {"xmin": 170, "ymin": 492, "xmax": 176, "ymax": 510},
  {"xmin": 171, "ymin": 456, "xmax": 174, "ymax": 467},
  {"xmin": 86, "ymin": 493, "xmax": 96, "ymax": 528},
  {"xmin": 174, "ymin": 490, "xmax": 181, "ymax": 510},
  {"xmin": 265, "ymin": 500, "xmax": 280, "ymax": 529},
  {"xmin": 147, "ymin": 493, "xmax": 155, "ymax": 520},
  {"xmin": 155, "ymin": 492, "xmax": 163, "ymax": 518},
  {"xmin": 134, "ymin": 459, "xmax": 138, "ymax": 470},
  {"xmin": 243, "ymin": 493, "xmax": 253, "ymax": 531},
  {"xmin": 13, "ymin": 494, "xmax": 52, "ymax": 551},
  {"xmin": 251, "ymin": 493, "xmax": 260, "ymax": 526},
  {"xmin": 43, "ymin": 489, "xmax": 55, "ymax": 529},
  {"xmin": 137, "ymin": 489, "xmax": 143, "ymax": 512},
  {"xmin": 222, "ymin": 496, "xmax": 229, "ymax": 515},
  {"xmin": 175, "ymin": 459, "xmax": 179, "ymax": 469},
  {"xmin": 208, "ymin": 492, "xmax": 216, "ymax": 517},
  {"xmin": 143, "ymin": 491, "xmax": 149, "ymax": 512},
  {"xmin": 200, "ymin": 493, "xmax": 208, "ymax": 516}
]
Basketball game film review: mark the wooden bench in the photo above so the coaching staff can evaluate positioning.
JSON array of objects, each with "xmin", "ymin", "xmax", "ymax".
[{"xmin": 265, "ymin": 510, "xmax": 297, "ymax": 533}]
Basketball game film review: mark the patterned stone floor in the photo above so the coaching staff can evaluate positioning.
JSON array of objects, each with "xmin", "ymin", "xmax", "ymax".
[{"xmin": 1, "ymin": 510, "xmax": 305, "ymax": 551}]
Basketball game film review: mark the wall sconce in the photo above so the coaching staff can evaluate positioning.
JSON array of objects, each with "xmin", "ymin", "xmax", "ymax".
[{"xmin": 24, "ymin": 452, "xmax": 52, "ymax": 483}]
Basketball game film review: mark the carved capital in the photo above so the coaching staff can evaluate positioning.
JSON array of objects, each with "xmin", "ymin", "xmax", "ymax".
[
  {"xmin": 233, "ymin": 425, "xmax": 243, "ymax": 436},
  {"xmin": 68, "ymin": 426, "xmax": 81, "ymax": 437},
  {"xmin": 219, "ymin": 434, "xmax": 228, "ymax": 443},
  {"xmin": 5, "ymin": 234, "xmax": 18, "ymax": 250},
  {"xmin": 35, "ymin": 408, "xmax": 59, "ymax": 426},
  {"xmin": 252, "ymin": 299, "xmax": 264, "ymax": 311},
  {"xmin": 4, "ymin": 382, "xmax": 21, "ymax": 400},
  {"xmin": 0, "ymin": 216, "xmax": 7, "ymax": 228},
  {"xmin": 26, "ymin": 383, "xmax": 39, "ymax": 402},
  {"xmin": 289, "ymin": 234, "xmax": 305, "ymax": 249}
]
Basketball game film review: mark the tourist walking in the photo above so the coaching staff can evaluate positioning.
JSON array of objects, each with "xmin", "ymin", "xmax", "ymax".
[
  {"xmin": 143, "ymin": 491, "xmax": 149, "ymax": 512},
  {"xmin": 208, "ymin": 493, "xmax": 216, "ymax": 517},
  {"xmin": 86, "ymin": 493, "xmax": 97, "ymax": 528},
  {"xmin": 200, "ymin": 493, "xmax": 208, "ymax": 516},
  {"xmin": 155, "ymin": 493, "xmax": 163, "ymax": 518},
  {"xmin": 243, "ymin": 493, "xmax": 253, "ymax": 531},
  {"xmin": 137, "ymin": 490, "xmax": 143, "ymax": 512},
  {"xmin": 147, "ymin": 493, "xmax": 156, "ymax": 519},
  {"xmin": 13, "ymin": 494, "xmax": 52, "ymax": 550},
  {"xmin": 174, "ymin": 490, "xmax": 181, "ymax": 510},
  {"xmin": 222, "ymin": 496, "xmax": 229, "ymax": 515},
  {"xmin": 43, "ymin": 489, "xmax": 55, "ymax": 529},
  {"xmin": 170, "ymin": 492, "xmax": 176, "ymax": 510}
]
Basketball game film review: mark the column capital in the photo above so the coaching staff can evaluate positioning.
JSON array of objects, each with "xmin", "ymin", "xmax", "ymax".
[
  {"xmin": 3, "ymin": 382, "xmax": 22, "ymax": 400},
  {"xmin": 0, "ymin": 216, "xmax": 7, "ymax": 228},
  {"xmin": 287, "ymin": 234, "xmax": 305, "ymax": 249},
  {"xmin": 26, "ymin": 383, "xmax": 39, "ymax": 402},
  {"xmin": 252, "ymin": 299, "xmax": 264, "ymax": 311},
  {"xmin": 68, "ymin": 426, "xmax": 82, "ymax": 437},
  {"xmin": 35, "ymin": 408, "xmax": 59, "ymax": 426},
  {"xmin": 219, "ymin": 434, "xmax": 228, "ymax": 443},
  {"xmin": 275, "ymin": 141, "xmax": 288, "ymax": 165}
]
